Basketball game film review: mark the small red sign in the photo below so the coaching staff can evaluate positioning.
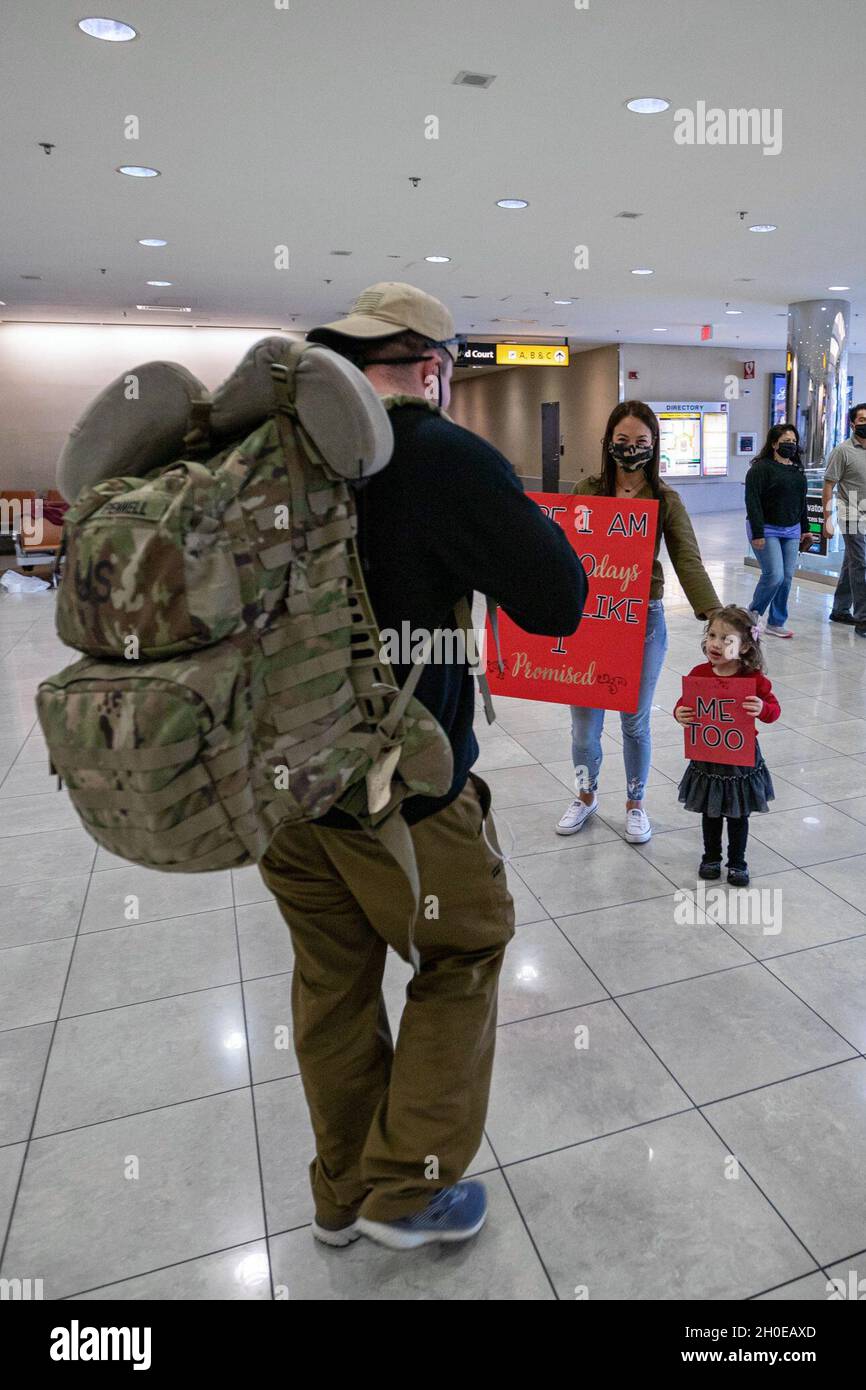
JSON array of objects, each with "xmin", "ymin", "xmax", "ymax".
[
  {"xmin": 682, "ymin": 675, "xmax": 756, "ymax": 766},
  {"xmin": 700, "ymin": 324, "xmax": 713, "ymax": 341},
  {"xmin": 484, "ymin": 493, "xmax": 658, "ymax": 713},
  {"xmin": 744, "ymin": 360, "xmax": 756, "ymax": 380}
]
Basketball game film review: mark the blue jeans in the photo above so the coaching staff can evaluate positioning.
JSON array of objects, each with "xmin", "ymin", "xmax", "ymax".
[
  {"xmin": 750, "ymin": 535, "xmax": 799, "ymax": 627},
  {"xmin": 569, "ymin": 600, "xmax": 668, "ymax": 803}
]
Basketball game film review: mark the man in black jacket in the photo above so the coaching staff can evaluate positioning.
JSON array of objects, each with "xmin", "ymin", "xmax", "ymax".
[{"xmin": 260, "ymin": 283, "xmax": 587, "ymax": 1252}]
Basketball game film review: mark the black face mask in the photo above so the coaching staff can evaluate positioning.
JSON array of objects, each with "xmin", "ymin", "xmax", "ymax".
[
  {"xmin": 854, "ymin": 423, "xmax": 866, "ymax": 440},
  {"xmin": 609, "ymin": 441, "xmax": 654, "ymax": 472},
  {"xmin": 776, "ymin": 442, "xmax": 798, "ymax": 459}
]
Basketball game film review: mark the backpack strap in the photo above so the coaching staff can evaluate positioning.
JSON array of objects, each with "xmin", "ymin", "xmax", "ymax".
[
  {"xmin": 182, "ymin": 399, "xmax": 214, "ymax": 455},
  {"xmin": 454, "ymin": 594, "xmax": 502, "ymax": 726},
  {"xmin": 371, "ymin": 808, "xmax": 422, "ymax": 971}
]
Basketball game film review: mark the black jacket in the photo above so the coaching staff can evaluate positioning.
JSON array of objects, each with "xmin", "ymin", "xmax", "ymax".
[
  {"xmin": 745, "ymin": 457, "xmax": 809, "ymax": 539},
  {"xmin": 320, "ymin": 400, "xmax": 587, "ymax": 825}
]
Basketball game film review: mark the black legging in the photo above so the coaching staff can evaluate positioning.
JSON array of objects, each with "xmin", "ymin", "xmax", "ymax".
[{"xmin": 701, "ymin": 813, "xmax": 749, "ymax": 869}]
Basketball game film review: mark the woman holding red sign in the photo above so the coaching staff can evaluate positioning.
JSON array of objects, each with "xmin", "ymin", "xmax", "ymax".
[{"xmin": 556, "ymin": 401, "xmax": 720, "ymax": 844}]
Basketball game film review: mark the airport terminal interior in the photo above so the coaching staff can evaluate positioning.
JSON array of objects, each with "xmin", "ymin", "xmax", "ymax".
[{"xmin": 2, "ymin": 0, "xmax": 866, "ymax": 1311}]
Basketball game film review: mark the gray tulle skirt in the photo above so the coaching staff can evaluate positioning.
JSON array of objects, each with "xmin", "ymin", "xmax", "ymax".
[{"xmin": 677, "ymin": 745, "xmax": 775, "ymax": 818}]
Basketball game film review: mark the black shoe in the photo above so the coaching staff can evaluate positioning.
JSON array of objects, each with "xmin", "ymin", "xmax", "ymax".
[
  {"xmin": 829, "ymin": 611, "xmax": 857, "ymax": 625},
  {"xmin": 699, "ymin": 859, "xmax": 722, "ymax": 880},
  {"xmin": 856, "ymin": 625, "xmax": 866, "ymax": 638},
  {"xmin": 727, "ymin": 865, "xmax": 750, "ymax": 887}
]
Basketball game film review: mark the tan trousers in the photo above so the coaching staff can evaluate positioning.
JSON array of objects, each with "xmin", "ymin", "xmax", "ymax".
[{"xmin": 259, "ymin": 772, "xmax": 515, "ymax": 1224}]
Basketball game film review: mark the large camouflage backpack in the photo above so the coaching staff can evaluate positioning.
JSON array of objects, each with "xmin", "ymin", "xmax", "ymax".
[{"xmin": 36, "ymin": 338, "xmax": 457, "ymax": 928}]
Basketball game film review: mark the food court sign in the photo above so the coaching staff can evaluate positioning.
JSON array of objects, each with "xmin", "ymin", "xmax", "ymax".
[{"xmin": 456, "ymin": 341, "xmax": 570, "ymax": 368}]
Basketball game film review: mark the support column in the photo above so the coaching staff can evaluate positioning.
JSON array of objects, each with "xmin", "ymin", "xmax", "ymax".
[{"xmin": 786, "ymin": 299, "xmax": 850, "ymax": 464}]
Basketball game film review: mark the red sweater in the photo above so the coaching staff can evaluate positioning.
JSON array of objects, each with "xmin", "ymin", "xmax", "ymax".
[{"xmin": 674, "ymin": 662, "xmax": 781, "ymax": 723}]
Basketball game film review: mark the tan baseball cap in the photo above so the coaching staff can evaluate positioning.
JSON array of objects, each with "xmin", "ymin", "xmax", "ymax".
[{"xmin": 308, "ymin": 282, "xmax": 458, "ymax": 360}]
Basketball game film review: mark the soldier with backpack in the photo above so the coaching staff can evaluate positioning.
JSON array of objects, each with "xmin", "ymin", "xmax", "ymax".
[
  {"xmin": 261, "ymin": 283, "xmax": 587, "ymax": 1250},
  {"xmin": 40, "ymin": 284, "xmax": 586, "ymax": 1256}
]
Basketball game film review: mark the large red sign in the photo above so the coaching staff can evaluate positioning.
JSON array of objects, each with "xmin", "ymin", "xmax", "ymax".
[
  {"xmin": 484, "ymin": 493, "xmax": 659, "ymax": 713},
  {"xmin": 681, "ymin": 675, "xmax": 757, "ymax": 767}
]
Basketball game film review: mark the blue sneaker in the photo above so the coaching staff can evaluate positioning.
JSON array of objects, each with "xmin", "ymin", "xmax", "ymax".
[
  {"xmin": 311, "ymin": 1216, "xmax": 361, "ymax": 1248},
  {"xmin": 355, "ymin": 1181, "xmax": 488, "ymax": 1250}
]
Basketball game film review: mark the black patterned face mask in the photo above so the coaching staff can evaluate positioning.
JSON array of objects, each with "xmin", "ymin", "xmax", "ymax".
[{"xmin": 609, "ymin": 441, "xmax": 654, "ymax": 472}]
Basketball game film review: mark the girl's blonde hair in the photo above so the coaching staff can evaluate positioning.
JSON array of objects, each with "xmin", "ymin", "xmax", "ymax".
[{"xmin": 701, "ymin": 606, "xmax": 767, "ymax": 674}]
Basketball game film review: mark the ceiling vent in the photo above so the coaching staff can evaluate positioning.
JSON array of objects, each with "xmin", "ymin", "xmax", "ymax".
[
  {"xmin": 453, "ymin": 71, "xmax": 496, "ymax": 88},
  {"xmin": 615, "ymin": 211, "xmax": 642, "ymax": 219},
  {"xmin": 330, "ymin": 250, "xmax": 352, "ymax": 256}
]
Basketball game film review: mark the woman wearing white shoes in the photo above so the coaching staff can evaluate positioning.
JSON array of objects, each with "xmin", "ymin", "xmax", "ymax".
[
  {"xmin": 556, "ymin": 401, "xmax": 720, "ymax": 845},
  {"xmin": 745, "ymin": 423, "xmax": 811, "ymax": 639}
]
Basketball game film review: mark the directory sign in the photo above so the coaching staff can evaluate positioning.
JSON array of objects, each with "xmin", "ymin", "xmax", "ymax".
[{"xmin": 648, "ymin": 402, "xmax": 729, "ymax": 478}]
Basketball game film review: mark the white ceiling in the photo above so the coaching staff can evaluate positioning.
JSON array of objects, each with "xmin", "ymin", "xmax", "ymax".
[{"xmin": 2, "ymin": 0, "xmax": 865, "ymax": 350}]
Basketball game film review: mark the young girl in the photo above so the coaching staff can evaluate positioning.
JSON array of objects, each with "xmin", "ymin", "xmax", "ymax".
[{"xmin": 674, "ymin": 606, "xmax": 780, "ymax": 886}]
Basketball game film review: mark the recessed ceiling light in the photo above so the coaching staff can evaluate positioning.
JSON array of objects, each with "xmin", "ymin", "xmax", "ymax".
[
  {"xmin": 631, "ymin": 268, "xmax": 654, "ymax": 275},
  {"xmin": 749, "ymin": 224, "xmax": 777, "ymax": 233},
  {"xmin": 725, "ymin": 309, "xmax": 743, "ymax": 315},
  {"xmin": 425, "ymin": 255, "xmax": 450, "ymax": 263},
  {"xmin": 828, "ymin": 285, "xmax": 849, "ymax": 292},
  {"xmin": 146, "ymin": 280, "xmax": 172, "ymax": 286},
  {"xmin": 652, "ymin": 327, "xmax": 667, "ymax": 332},
  {"xmin": 78, "ymin": 17, "xmax": 137, "ymax": 42},
  {"xmin": 496, "ymin": 198, "xmax": 528, "ymax": 209},
  {"xmin": 820, "ymin": 305, "xmax": 827, "ymax": 310},
  {"xmin": 554, "ymin": 299, "xmax": 573, "ymax": 305},
  {"xmin": 625, "ymin": 97, "xmax": 670, "ymax": 114},
  {"xmin": 135, "ymin": 304, "xmax": 191, "ymax": 312},
  {"xmin": 138, "ymin": 238, "xmax": 167, "ymax": 247},
  {"xmin": 117, "ymin": 165, "xmax": 160, "ymax": 178},
  {"xmin": 0, "ymin": 301, "xmax": 6, "ymax": 307}
]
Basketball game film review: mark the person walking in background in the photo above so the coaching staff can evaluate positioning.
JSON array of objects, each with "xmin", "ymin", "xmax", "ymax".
[
  {"xmin": 824, "ymin": 401, "xmax": 866, "ymax": 638},
  {"xmin": 260, "ymin": 283, "xmax": 587, "ymax": 1252},
  {"xmin": 556, "ymin": 400, "xmax": 720, "ymax": 846},
  {"xmin": 674, "ymin": 606, "xmax": 780, "ymax": 887},
  {"xmin": 745, "ymin": 423, "xmax": 810, "ymax": 639}
]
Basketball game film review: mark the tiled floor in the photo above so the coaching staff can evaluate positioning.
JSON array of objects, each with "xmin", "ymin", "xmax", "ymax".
[{"xmin": 1, "ymin": 512, "xmax": 865, "ymax": 1300}]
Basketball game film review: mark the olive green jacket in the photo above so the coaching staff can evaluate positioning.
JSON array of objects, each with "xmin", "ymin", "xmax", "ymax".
[{"xmin": 572, "ymin": 476, "xmax": 720, "ymax": 618}]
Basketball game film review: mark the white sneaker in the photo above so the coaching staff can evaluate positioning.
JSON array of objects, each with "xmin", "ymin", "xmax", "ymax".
[
  {"xmin": 625, "ymin": 807, "xmax": 652, "ymax": 843},
  {"xmin": 765, "ymin": 625, "xmax": 793, "ymax": 638},
  {"xmin": 555, "ymin": 797, "xmax": 598, "ymax": 835}
]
